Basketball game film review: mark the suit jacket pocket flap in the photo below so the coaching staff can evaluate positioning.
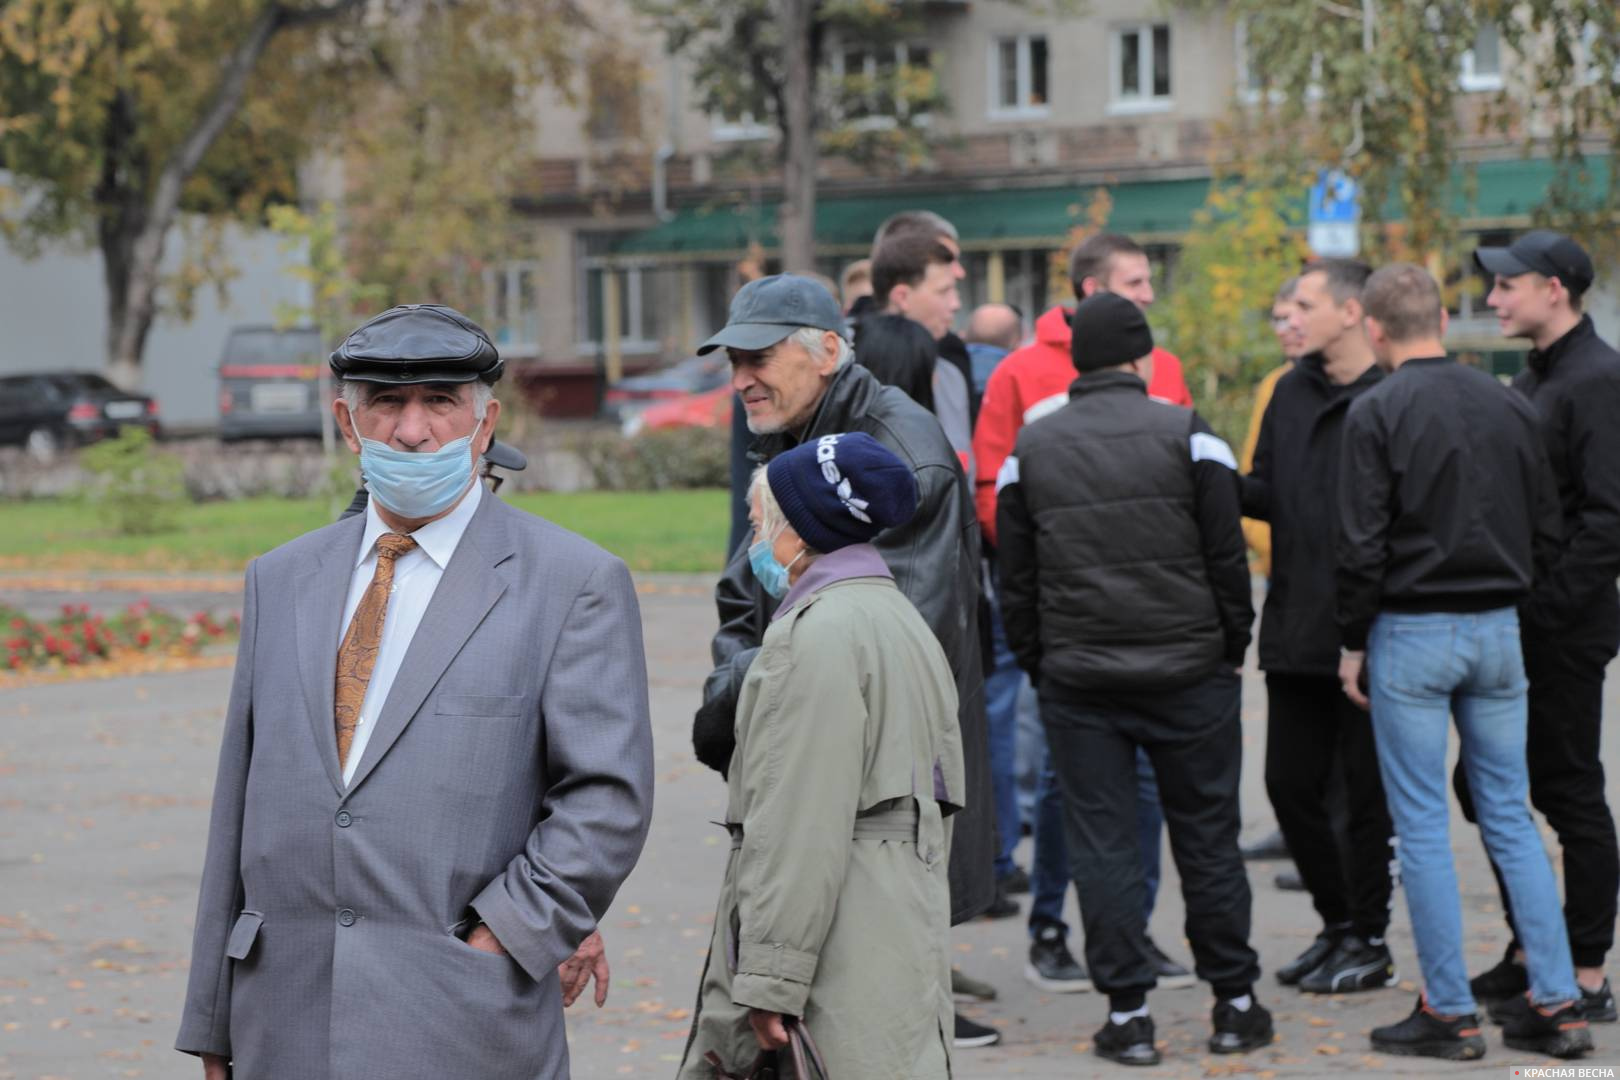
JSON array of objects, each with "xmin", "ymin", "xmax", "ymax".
[
  {"xmin": 225, "ymin": 911, "xmax": 263, "ymax": 960},
  {"xmin": 435, "ymin": 694, "xmax": 524, "ymax": 718}
]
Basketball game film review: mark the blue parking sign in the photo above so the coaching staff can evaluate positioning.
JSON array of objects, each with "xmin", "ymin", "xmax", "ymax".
[{"xmin": 1308, "ymin": 168, "xmax": 1361, "ymax": 257}]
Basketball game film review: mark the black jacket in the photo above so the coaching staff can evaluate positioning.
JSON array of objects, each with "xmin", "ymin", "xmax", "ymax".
[
  {"xmin": 997, "ymin": 370, "xmax": 1253, "ymax": 692},
  {"xmin": 1336, "ymin": 357, "xmax": 1561, "ymax": 650},
  {"xmin": 694, "ymin": 362, "xmax": 994, "ymax": 924},
  {"xmin": 1513, "ymin": 316, "xmax": 1620, "ymax": 646},
  {"xmin": 1242, "ymin": 355, "xmax": 1383, "ymax": 675}
]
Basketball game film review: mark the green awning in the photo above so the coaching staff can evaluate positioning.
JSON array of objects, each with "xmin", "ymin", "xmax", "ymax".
[{"xmin": 610, "ymin": 156, "xmax": 1606, "ymax": 258}]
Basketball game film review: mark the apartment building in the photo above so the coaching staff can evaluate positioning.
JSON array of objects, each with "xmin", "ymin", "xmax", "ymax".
[{"xmin": 490, "ymin": 1, "xmax": 1614, "ymax": 394}]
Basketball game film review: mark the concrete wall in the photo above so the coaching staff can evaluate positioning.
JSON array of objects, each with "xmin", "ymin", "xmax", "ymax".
[{"xmin": 0, "ymin": 220, "xmax": 310, "ymax": 431}]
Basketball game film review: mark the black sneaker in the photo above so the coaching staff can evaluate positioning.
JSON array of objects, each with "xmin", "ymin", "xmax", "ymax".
[
  {"xmin": 1144, "ymin": 936, "xmax": 1196, "ymax": 990},
  {"xmin": 1582, "ymin": 978, "xmax": 1618, "ymax": 1023},
  {"xmin": 953, "ymin": 1012, "xmax": 1001, "ymax": 1048},
  {"xmin": 1094, "ymin": 1014, "xmax": 1160, "ymax": 1067},
  {"xmin": 981, "ymin": 887, "xmax": 1019, "ymax": 920},
  {"xmin": 1370, "ymin": 996, "xmax": 1486, "ymax": 1060},
  {"xmin": 1501, "ymin": 999, "xmax": 1593, "ymax": 1059},
  {"xmin": 999, "ymin": 866, "xmax": 1030, "ymax": 895},
  {"xmin": 1241, "ymin": 828, "xmax": 1290, "ymax": 860},
  {"xmin": 1298, "ymin": 934, "xmax": 1396, "ymax": 994},
  {"xmin": 1469, "ymin": 953, "xmax": 1528, "ymax": 1004},
  {"xmin": 1277, "ymin": 929, "xmax": 1343, "ymax": 986},
  {"xmin": 1026, "ymin": 923, "xmax": 1090, "ymax": 993},
  {"xmin": 1209, "ymin": 998, "xmax": 1274, "ymax": 1053},
  {"xmin": 1274, "ymin": 867, "xmax": 1306, "ymax": 891}
]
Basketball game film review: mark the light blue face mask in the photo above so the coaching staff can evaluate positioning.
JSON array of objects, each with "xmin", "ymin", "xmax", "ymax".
[
  {"xmin": 749, "ymin": 533, "xmax": 805, "ymax": 599},
  {"xmin": 360, "ymin": 419, "xmax": 482, "ymax": 519}
]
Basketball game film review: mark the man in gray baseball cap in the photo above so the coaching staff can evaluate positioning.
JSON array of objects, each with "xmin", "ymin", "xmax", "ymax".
[
  {"xmin": 698, "ymin": 274, "xmax": 850, "ymax": 436},
  {"xmin": 694, "ymin": 273, "xmax": 1001, "ymax": 1024}
]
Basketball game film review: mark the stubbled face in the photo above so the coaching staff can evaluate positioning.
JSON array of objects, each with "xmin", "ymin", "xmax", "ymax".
[
  {"xmin": 1104, "ymin": 253, "xmax": 1156, "ymax": 309},
  {"xmin": 335, "ymin": 382, "xmax": 495, "ymax": 458},
  {"xmin": 729, "ymin": 333, "xmax": 839, "ymax": 435},
  {"xmin": 1487, "ymin": 272, "xmax": 1561, "ymax": 340},
  {"xmin": 1289, "ymin": 271, "xmax": 1360, "ymax": 356},
  {"xmin": 889, "ymin": 260, "xmax": 962, "ymax": 340},
  {"xmin": 1272, "ymin": 297, "xmax": 1305, "ymax": 359}
]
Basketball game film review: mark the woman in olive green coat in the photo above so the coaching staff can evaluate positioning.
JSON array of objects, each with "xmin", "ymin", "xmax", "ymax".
[{"xmin": 679, "ymin": 432, "xmax": 964, "ymax": 1079}]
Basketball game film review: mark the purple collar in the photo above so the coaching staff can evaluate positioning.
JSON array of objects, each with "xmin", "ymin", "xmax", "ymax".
[{"xmin": 771, "ymin": 543, "xmax": 893, "ymax": 621}]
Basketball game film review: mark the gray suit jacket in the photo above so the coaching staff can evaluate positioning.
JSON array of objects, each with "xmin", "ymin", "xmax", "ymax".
[{"xmin": 175, "ymin": 494, "xmax": 654, "ymax": 1079}]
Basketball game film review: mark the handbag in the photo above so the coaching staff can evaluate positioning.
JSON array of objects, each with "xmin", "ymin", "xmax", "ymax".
[{"xmin": 704, "ymin": 1017, "xmax": 830, "ymax": 1080}]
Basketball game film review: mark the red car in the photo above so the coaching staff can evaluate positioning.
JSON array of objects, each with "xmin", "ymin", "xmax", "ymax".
[{"xmin": 630, "ymin": 384, "xmax": 733, "ymax": 434}]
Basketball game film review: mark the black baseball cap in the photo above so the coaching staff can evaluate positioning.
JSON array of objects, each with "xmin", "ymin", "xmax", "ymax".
[
  {"xmin": 696, "ymin": 275, "xmax": 846, "ymax": 355},
  {"xmin": 1473, "ymin": 230, "xmax": 1595, "ymax": 297},
  {"xmin": 331, "ymin": 304, "xmax": 504, "ymax": 384},
  {"xmin": 483, "ymin": 439, "xmax": 526, "ymax": 472}
]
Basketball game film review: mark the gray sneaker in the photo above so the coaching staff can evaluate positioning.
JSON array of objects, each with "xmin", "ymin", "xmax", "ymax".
[
  {"xmin": 1025, "ymin": 923, "xmax": 1091, "ymax": 992},
  {"xmin": 1144, "ymin": 936, "xmax": 1196, "ymax": 990}
]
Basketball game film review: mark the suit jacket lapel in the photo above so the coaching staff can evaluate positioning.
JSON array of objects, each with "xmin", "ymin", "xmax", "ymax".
[
  {"xmin": 296, "ymin": 514, "xmax": 366, "ymax": 798},
  {"xmin": 342, "ymin": 495, "xmax": 514, "ymax": 798}
]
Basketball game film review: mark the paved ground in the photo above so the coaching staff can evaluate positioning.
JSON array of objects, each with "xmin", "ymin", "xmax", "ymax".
[{"xmin": 1, "ymin": 576, "xmax": 1617, "ymax": 1079}]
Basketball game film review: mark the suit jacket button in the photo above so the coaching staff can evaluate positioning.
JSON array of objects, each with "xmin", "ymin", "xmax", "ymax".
[
  {"xmin": 338, "ymin": 909, "xmax": 356, "ymax": 927},
  {"xmin": 335, "ymin": 810, "xmax": 353, "ymax": 827}
]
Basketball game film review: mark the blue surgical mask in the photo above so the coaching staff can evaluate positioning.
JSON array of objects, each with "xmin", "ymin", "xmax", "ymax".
[
  {"xmin": 749, "ymin": 535, "xmax": 804, "ymax": 599},
  {"xmin": 360, "ymin": 419, "xmax": 482, "ymax": 519}
]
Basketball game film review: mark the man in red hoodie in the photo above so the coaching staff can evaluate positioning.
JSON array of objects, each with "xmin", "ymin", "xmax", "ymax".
[
  {"xmin": 976, "ymin": 233, "xmax": 1191, "ymax": 539},
  {"xmin": 974, "ymin": 231, "xmax": 1195, "ymax": 994}
]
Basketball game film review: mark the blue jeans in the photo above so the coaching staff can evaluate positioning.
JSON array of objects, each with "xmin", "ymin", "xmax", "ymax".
[
  {"xmin": 1368, "ymin": 609, "xmax": 1579, "ymax": 1014},
  {"xmin": 985, "ymin": 584, "xmax": 1028, "ymax": 880},
  {"xmin": 1029, "ymin": 739, "xmax": 1163, "ymax": 936}
]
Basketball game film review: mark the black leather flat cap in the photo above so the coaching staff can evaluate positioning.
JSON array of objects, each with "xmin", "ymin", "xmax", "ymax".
[{"xmin": 331, "ymin": 304, "xmax": 504, "ymax": 384}]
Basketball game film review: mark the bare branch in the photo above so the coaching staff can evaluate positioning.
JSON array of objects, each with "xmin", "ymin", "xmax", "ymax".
[{"xmin": 1312, "ymin": 0, "xmax": 1360, "ymax": 19}]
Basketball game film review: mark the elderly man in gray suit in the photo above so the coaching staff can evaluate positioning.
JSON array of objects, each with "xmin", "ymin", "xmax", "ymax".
[{"xmin": 175, "ymin": 304, "xmax": 655, "ymax": 1080}]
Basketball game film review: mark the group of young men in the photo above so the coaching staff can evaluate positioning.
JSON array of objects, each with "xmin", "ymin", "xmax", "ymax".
[{"xmin": 778, "ymin": 216, "xmax": 1619, "ymax": 1066}]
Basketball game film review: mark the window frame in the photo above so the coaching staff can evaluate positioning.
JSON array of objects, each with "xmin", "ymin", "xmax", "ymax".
[
  {"xmin": 828, "ymin": 40, "xmax": 934, "ymax": 130},
  {"xmin": 575, "ymin": 260, "xmax": 665, "ymax": 355},
  {"xmin": 1458, "ymin": 22, "xmax": 1504, "ymax": 93},
  {"xmin": 483, "ymin": 260, "xmax": 541, "ymax": 353},
  {"xmin": 987, "ymin": 32, "xmax": 1050, "ymax": 121},
  {"xmin": 1108, "ymin": 22, "xmax": 1174, "ymax": 116}
]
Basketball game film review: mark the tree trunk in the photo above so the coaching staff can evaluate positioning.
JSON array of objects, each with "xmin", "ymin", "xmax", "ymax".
[
  {"xmin": 100, "ymin": 0, "xmax": 364, "ymax": 388},
  {"xmin": 777, "ymin": 0, "xmax": 816, "ymax": 273}
]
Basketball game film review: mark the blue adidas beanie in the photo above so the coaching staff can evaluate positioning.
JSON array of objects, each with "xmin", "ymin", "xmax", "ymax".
[{"xmin": 766, "ymin": 432, "xmax": 918, "ymax": 553}]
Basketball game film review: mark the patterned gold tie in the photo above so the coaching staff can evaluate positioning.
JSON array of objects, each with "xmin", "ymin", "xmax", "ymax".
[{"xmin": 334, "ymin": 532, "xmax": 418, "ymax": 770}]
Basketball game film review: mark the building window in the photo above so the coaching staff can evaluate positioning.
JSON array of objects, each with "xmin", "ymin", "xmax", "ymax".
[
  {"xmin": 1580, "ymin": 21, "xmax": 1619, "ymax": 86},
  {"xmin": 585, "ymin": 48, "xmax": 644, "ymax": 142},
  {"xmin": 711, "ymin": 107, "xmax": 774, "ymax": 142},
  {"xmin": 988, "ymin": 33, "xmax": 1049, "ymax": 118},
  {"xmin": 830, "ymin": 42, "xmax": 933, "ymax": 125},
  {"xmin": 1235, "ymin": 20, "xmax": 1322, "ymax": 104},
  {"xmin": 485, "ymin": 262, "xmax": 539, "ymax": 351},
  {"xmin": 1110, "ymin": 23, "xmax": 1172, "ymax": 113},
  {"xmin": 578, "ymin": 263, "xmax": 676, "ymax": 352},
  {"xmin": 1459, "ymin": 23, "xmax": 1503, "ymax": 91}
]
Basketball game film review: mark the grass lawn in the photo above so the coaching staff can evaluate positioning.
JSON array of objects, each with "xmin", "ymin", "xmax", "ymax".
[{"xmin": 0, "ymin": 490, "xmax": 731, "ymax": 574}]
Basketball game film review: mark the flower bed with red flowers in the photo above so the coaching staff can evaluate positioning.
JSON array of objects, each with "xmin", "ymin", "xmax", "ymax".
[{"xmin": 1, "ymin": 601, "xmax": 240, "ymax": 672}]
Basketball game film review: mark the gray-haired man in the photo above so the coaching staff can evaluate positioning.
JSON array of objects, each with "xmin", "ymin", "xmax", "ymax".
[{"xmin": 689, "ymin": 273, "xmax": 998, "ymax": 1044}]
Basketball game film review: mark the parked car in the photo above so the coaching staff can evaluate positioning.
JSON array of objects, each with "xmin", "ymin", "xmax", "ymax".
[
  {"xmin": 217, "ymin": 325, "xmax": 329, "ymax": 441},
  {"xmin": 0, "ymin": 371, "xmax": 161, "ymax": 461},
  {"xmin": 604, "ymin": 355, "xmax": 729, "ymax": 431},
  {"xmin": 628, "ymin": 383, "xmax": 733, "ymax": 436}
]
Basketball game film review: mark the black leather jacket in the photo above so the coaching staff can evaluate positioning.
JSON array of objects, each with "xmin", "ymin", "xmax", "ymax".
[{"xmin": 696, "ymin": 362, "xmax": 995, "ymax": 924}]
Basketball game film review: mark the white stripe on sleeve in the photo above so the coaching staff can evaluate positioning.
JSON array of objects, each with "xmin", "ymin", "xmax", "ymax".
[
  {"xmin": 1190, "ymin": 431, "xmax": 1238, "ymax": 471},
  {"xmin": 995, "ymin": 455, "xmax": 1021, "ymax": 494}
]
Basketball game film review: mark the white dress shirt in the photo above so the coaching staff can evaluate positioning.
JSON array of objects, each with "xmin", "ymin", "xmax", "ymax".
[{"xmin": 337, "ymin": 481, "xmax": 482, "ymax": 786}]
